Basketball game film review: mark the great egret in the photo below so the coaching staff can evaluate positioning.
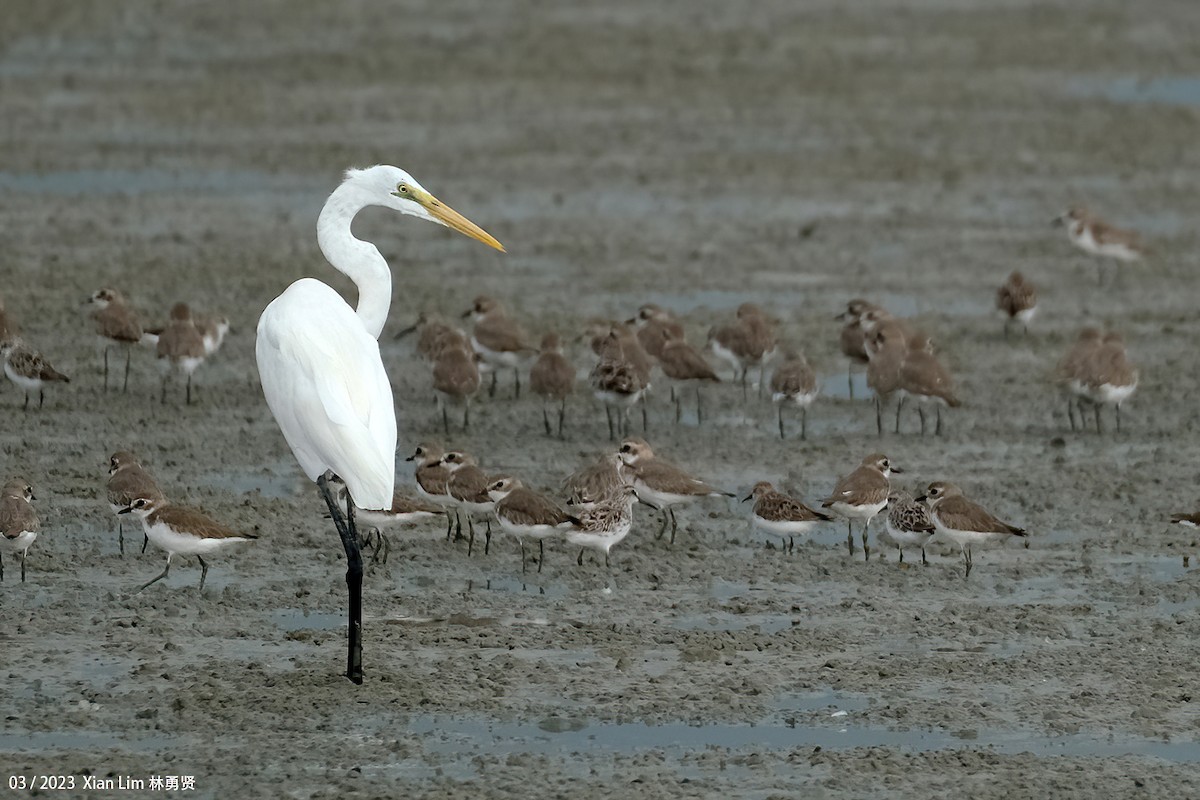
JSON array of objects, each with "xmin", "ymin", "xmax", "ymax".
[{"xmin": 256, "ymin": 165, "xmax": 503, "ymax": 684}]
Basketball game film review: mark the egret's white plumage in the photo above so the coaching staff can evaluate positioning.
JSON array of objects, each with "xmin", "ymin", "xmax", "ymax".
[{"xmin": 256, "ymin": 166, "xmax": 503, "ymax": 511}]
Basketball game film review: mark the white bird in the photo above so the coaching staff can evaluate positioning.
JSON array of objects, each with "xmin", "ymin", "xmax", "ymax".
[{"xmin": 254, "ymin": 165, "xmax": 503, "ymax": 683}]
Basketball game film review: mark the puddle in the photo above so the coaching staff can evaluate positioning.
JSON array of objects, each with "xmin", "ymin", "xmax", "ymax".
[
  {"xmin": 200, "ymin": 462, "xmax": 304, "ymax": 500},
  {"xmin": 821, "ymin": 371, "xmax": 870, "ymax": 401},
  {"xmin": 458, "ymin": 576, "xmax": 571, "ymax": 598},
  {"xmin": 270, "ymin": 608, "xmax": 345, "ymax": 632},
  {"xmin": 399, "ymin": 710, "xmax": 1200, "ymax": 764},
  {"xmin": 1067, "ymin": 75, "xmax": 1200, "ymax": 108}
]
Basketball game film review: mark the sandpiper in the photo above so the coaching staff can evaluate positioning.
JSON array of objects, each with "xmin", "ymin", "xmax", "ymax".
[
  {"xmin": 1055, "ymin": 207, "xmax": 1144, "ymax": 284},
  {"xmin": 333, "ymin": 481, "xmax": 443, "ymax": 564},
  {"xmin": 1055, "ymin": 327, "xmax": 1104, "ymax": 432},
  {"xmin": 464, "ymin": 296, "xmax": 535, "ymax": 398},
  {"xmin": 1170, "ymin": 512, "xmax": 1200, "ymax": 528},
  {"xmin": 120, "ymin": 494, "xmax": 257, "ymax": 592},
  {"xmin": 996, "ymin": 271, "xmax": 1037, "ymax": 338},
  {"xmin": 707, "ymin": 303, "xmax": 776, "ymax": 400},
  {"xmin": 821, "ymin": 453, "xmax": 899, "ymax": 560},
  {"xmin": 898, "ymin": 334, "xmax": 959, "ymax": 436},
  {"xmin": 915, "ymin": 481, "xmax": 1027, "ymax": 578},
  {"xmin": 487, "ymin": 476, "xmax": 577, "ymax": 573},
  {"xmin": 431, "ymin": 341, "xmax": 481, "ymax": 434},
  {"xmin": 617, "ymin": 437, "xmax": 733, "ymax": 545},
  {"xmin": 865, "ymin": 323, "xmax": 907, "ymax": 436},
  {"xmin": 1077, "ymin": 331, "xmax": 1138, "ymax": 434},
  {"xmin": 443, "ymin": 451, "xmax": 498, "ymax": 556},
  {"xmin": 836, "ymin": 299, "xmax": 881, "ymax": 400},
  {"xmin": 85, "ymin": 288, "xmax": 144, "ymax": 392},
  {"xmin": 529, "ymin": 332, "xmax": 574, "ymax": 437},
  {"xmin": 405, "ymin": 442, "xmax": 457, "ymax": 538},
  {"xmin": 656, "ymin": 328, "xmax": 719, "ymax": 425},
  {"xmin": 590, "ymin": 325, "xmax": 650, "ymax": 440},
  {"xmin": 884, "ymin": 490, "xmax": 935, "ymax": 565},
  {"xmin": 106, "ymin": 450, "xmax": 166, "ymax": 556},
  {"xmin": 157, "ymin": 303, "xmax": 206, "ymax": 404},
  {"xmin": 0, "ymin": 478, "xmax": 39, "ymax": 582},
  {"xmin": 743, "ymin": 481, "xmax": 833, "ymax": 553},
  {"xmin": 770, "ymin": 349, "xmax": 818, "ymax": 440},
  {"xmin": 567, "ymin": 485, "xmax": 637, "ymax": 567},
  {"xmin": 194, "ymin": 313, "xmax": 231, "ymax": 356},
  {"xmin": 630, "ymin": 304, "xmax": 685, "ymax": 359},
  {"xmin": 1, "ymin": 338, "xmax": 69, "ymax": 410},
  {"xmin": 563, "ymin": 452, "xmax": 625, "ymax": 509},
  {"xmin": 396, "ymin": 311, "xmax": 467, "ymax": 361}
]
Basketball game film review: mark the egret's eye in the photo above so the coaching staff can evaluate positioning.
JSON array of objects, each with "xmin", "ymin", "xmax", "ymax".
[{"xmin": 396, "ymin": 183, "xmax": 409, "ymax": 194}]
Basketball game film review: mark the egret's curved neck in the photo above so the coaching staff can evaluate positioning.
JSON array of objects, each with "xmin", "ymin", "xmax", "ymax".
[{"xmin": 316, "ymin": 184, "xmax": 392, "ymax": 339}]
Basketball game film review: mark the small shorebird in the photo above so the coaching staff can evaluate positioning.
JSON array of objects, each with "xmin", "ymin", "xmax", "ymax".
[
  {"xmin": 529, "ymin": 332, "xmax": 574, "ymax": 437},
  {"xmin": 157, "ymin": 303, "xmax": 206, "ymax": 404},
  {"xmin": 915, "ymin": 481, "xmax": 1027, "ymax": 578},
  {"xmin": 836, "ymin": 299, "xmax": 881, "ymax": 400},
  {"xmin": 405, "ymin": 442, "xmax": 457, "ymax": 538},
  {"xmin": 617, "ymin": 437, "xmax": 733, "ymax": 544},
  {"xmin": 464, "ymin": 295, "xmax": 535, "ymax": 398},
  {"xmin": 770, "ymin": 349, "xmax": 818, "ymax": 440},
  {"xmin": 898, "ymin": 334, "xmax": 959, "ymax": 436},
  {"xmin": 1, "ymin": 339, "xmax": 69, "ymax": 410},
  {"xmin": 120, "ymin": 494, "xmax": 258, "ymax": 592},
  {"xmin": 884, "ymin": 490, "xmax": 935, "ymax": 565},
  {"xmin": 821, "ymin": 453, "xmax": 899, "ymax": 560},
  {"xmin": 590, "ymin": 326, "xmax": 650, "ymax": 440},
  {"xmin": 1077, "ymin": 331, "xmax": 1138, "ymax": 434},
  {"xmin": 708, "ymin": 303, "xmax": 776, "ymax": 400},
  {"xmin": 0, "ymin": 478, "xmax": 39, "ymax": 582},
  {"xmin": 1170, "ymin": 512, "xmax": 1200, "ymax": 528},
  {"xmin": 443, "ymin": 451, "xmax": 497, "ymax": 555},
  {"xmin": 630, "ymin": 304, "xmax": 685, "ymax": 359},
  {"xmin": 996, "ymin": 271, "xmax": 1037, "ymax": 338},
  {"xmin": 332, "ymin": 481, "xmax": 443, "ymax": 564},
  {"xmin": 743, "ymin": 481, "xmax": 832, "ymax": 553},
  {"xmin": 563, "ymin": 452, "xmax": 625, "ymax": 509},
  {"xmin": 1055, "ymin": 327, "xmax": 1104, "ymax": 432},
  {"xmin": 194, "ymin": 313, "xmax": 231, "ymax": 356},
  {"xmin": 567, "ymin": 485, "xmax": 637, "ymax": 567},
  {"xmin": 865, "ymin": 323, "xmax": 907, "ymax": 436},
  {"xmin": 657, "ymin": 328, "xmax": 720, "ymax": 424},
  {"xmin": 1054, "ymin": 207, "xmax": 1144, "ymax": 284},
  {"xmin": 396, "ymin": 311, "xmax": 467, "ymax": 361},
  {"xmin": 431, "ymin": 341, "xmax": 481, "ymax": 434},
  {"xmin": 487, "ymin": 476, "xmax": 577, "ymax": 573},
  {"xmin": 85, "ymin": 288, "xmax": 143, "ymax": 391},
  {"xmin": 106, "ymin": 450, "xmax": 166, "ymax": 556}
]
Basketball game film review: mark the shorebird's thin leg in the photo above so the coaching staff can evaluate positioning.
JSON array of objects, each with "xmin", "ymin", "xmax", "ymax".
[
  {"xmin": 160, "ymin": 375, "xmax": 169, "ymax": 405},
  {"xmin": 862, "ymin": 518, "xmax": 871, "ymax": 562},
  {"xmin": 318, "ymin": 473, "xmax": 363, "ymax": 685},
  {"xmin": 136, "ymin": 554, "xmax": 172, "ymax": 593},
  {"xmin": 542, "ymin": 403, "xmax": 552, "ymax": 436},
  {"xmin": 898, "ymin": 546, "xmax": 904, "ymax": 564},
  {"xmin": 605, "ymin": 405, "xmax": 615, "ymax": 441},
  {"xmin": 119, "ymin": 520, "xmax": 124, "ymax": 556},
  {"xmin": 758, "ymin": 363, "xmax": 767, "ymax": 399},
  {"xmin": 514, "ymin": 368, "xmax": 521, "ymax": 400},
  {"xmin": 577, "ymin": 547, "xmax": 585, "ymax": 567},
  {"xmin": 186, "ymin": 374, "xmax": 193, "ymax": 405},
  {"xmin": 142, "ymin": 533, "xmax": 149, "ymax": 554},
  {"xmin": 467, "ymin": 516, "xmax": 476, "ymax": 556},
  {"xmin": 20, "ymin": 550, "xmax": 27, "ymax": 582},
  {"xmin": 0, "ymin": 552, "xmax": 4, "ymax": 581},
  {"xmin": 463, "ymin": 399, "xmax": 471, "ymax": 433},
  {"xmin": 22, "ymin": 391, "xmax": 29, "ymax": 411},
  {"xmin": 640, "ymin": 397, "xmax": 648, "ymax": 432},
  {"xmin": 674, "ymin": 393, "xmax": 682, "ymax": 425},
  {"xmin": 935, "ymin": 406, "xmax": 944, "ymax": 437},
  {"xmin": 557, "ymin": 397, "xmax": 566, "ymax": 438},
  {"xmin": 489, "ymin": 371, "xmax": 497, "ymax": 398},
  {"xmin": 696, "ymin": 385, "xmax": 703, "ymax": 425},
  {"xmin": 197, "ymin": 555, "xmax": 209, "ymax": 591},
  {"xmin": 538, "ymin": 539, "xmax": 544, "ymax": 573},
  {"xmin": 39, "ymin": 389, "xmax": 45, "ymax": 410},
  {"xmin": 123, "ymin": 347, "xmax": 132, "ymax": 392},
  {"xmin": 1067, "ymin": 397, "xmax": 1077, "ymax": 432},
  {"xmin": 847, "ymin": 520, "xmax": 855, "ymax": 556},
  {"xmin": 441, "ymin": 404, "xmax": 450, "ymax": 436},
  {"xmin": 921, "ymin": 546, "xmax": 927, "ymax": 566},
  {"xmin": 605, "ymin": 552, "xmax": 611, "ymax": 568},
  {"xmin": 103, "ymin": 347, "xmax": 110, "ymax": 391},
  {"xmin": 847, "ymin": 363, "xmax": 855, "ymax": 400},
  {"xmin": 656, "ymin": 509, "xmax": 669, "ymax": 540},
  {"xmin": 445, "ymin": 511, "xmax": 454, "ymax": 541},
  {"xmin": 778, "ymin": 404, "xmax": 786, "ymax": 440},
  {"xmin": 1094, "ymin": 404, "xmax": 1102, "ymax": 435},
  {"xmin": 669, "ymin": 507, "xmax": 678, "ymax": 545},
  {"xmin": 894, "ymin": 395, "xmax": 904, "ymax": 434},
  {"xmin": 520, "ymin": 541, "xmax": 527, "ymax": 573},
  {"xmin": 1116, "ymin": 404, "xmax": 1122, "ymax": 434},
  {"xmin": 740, "ymin": 369, "xmax": 748, "ymax": 403},
  {"xmin": 918, "ymin": 406, "xmax": 927, "ymax": 436},
  {"xmin": 801, "ymin": 407, "xmax": 808, "ymax": 441},
  {"xmin": 788, "ymin": 535, "xmax": 794, "ymax": 553},
  {"xmin": 485, "ymin": 519, "xmax": 492, "ymax": 555}
]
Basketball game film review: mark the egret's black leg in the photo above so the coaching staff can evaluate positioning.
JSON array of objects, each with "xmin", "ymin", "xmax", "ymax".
[
  {"xmin": 318, "ymin": 473, "xmax": 363, "ymax": 685},
  {"xmin": 197, "ymin": 555, "xmax": 209, "ymax": 591}
]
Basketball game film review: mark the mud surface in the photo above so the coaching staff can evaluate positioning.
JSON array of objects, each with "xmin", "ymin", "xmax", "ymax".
[{"xmin": 2, "ymin": 1, "xmax": 1200, "ymax": 797}]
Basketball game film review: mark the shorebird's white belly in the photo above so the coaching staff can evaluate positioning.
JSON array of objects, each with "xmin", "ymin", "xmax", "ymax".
[
  {"xmin": 930, "ymin": 518, "xmax": 999, "ymax": 549},
  {"xmin": 826, "ymin": 499, "xmax": 887, "ymax": 521},
  {"xmin": 144, "ymin": 520, "xmax": 249, "ymax": 556},
  {"xmin": 1094, "ymin": 382, "xmax": 1137, "ymax": 405},
  {"xmin": 566, "ymin": 521, "xmax": 631, "ymax": 554},
  {"xmin": 471, "ymin": 339, "xmax": 529, "ymax": 370},
  {"xmin": 885, "ymin": 519, "xmax": 932, "ymax": 548},
  {"xmin": 594, "ymin": 388, "xmax": 644, "ymax": 408},
  {"xmin": 0, "ymin": 530, "xmax": 37, "ymax": 554},
  {"xmin": 752, "ymin": 516, "xmax": 818, "ymax": 537},
  {"xmin": 4, "ymin": 364, "xmax": 42, "ymax": 392},
  {"xmin": 773, "ymin": 390, "xmax": 817, "ymax": 408},
  {"xmin": 632, "ymin": 481, "xmax": 704, "ymax": 510},
  {"xmin": 496, "ymin": 515, "xmax": 566, "ymax": 541}
]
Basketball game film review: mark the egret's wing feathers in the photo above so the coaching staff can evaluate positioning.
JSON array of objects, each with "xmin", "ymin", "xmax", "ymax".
[{"xmin": 256, "ymin": 279, "xmax": 397, "ymax": 510}]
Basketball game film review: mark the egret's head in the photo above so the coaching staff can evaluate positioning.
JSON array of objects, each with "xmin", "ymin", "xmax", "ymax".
[{"xmin": 345, "ymin": 165, "xmax": 505, "ymax": 252}]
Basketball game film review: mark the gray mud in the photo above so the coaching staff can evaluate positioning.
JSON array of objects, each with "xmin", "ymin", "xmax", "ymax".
[{"xmin": 2, "ymin": 1, "xmax": 1200, "ymax": 797}]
